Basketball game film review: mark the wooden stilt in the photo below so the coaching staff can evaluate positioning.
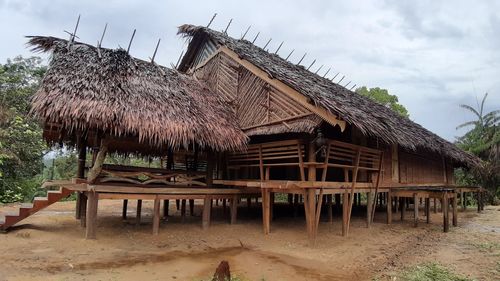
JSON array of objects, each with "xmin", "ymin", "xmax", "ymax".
[
  {"xmin": 247, "ymin": 197, "xmax": 251, "ymax": 210},
  {"xmin": 163, "ymin": 200, "xmax": 169, "ymax": 218},
  {"xmin": 400, "ymin": 197, "xmax": 405, "ymax": 221},
  {"xmin": 425, "ymin": 198, "xmax": 430, "ymax": 224},
  {"xmin": 181, "ymin": 199, "xmax": 186, "ymax": 222},
  {"xmin": 433, "ymin": 198, "xmax": 437, "ymax": 213},
  {"xmin": 85, "ymin": 191, "xmax": 98, "ymax": 239},
  {"xmin": 122, "ymin": 199, "xmax": 128, "ymax": 220},
  {"xmin": 262, "ymin": 189, "xmax": 271, "ymax": 234},
  {"xmin": 189, "ymin": 199, "xmax": 195, "ymax": 216},
  {"xmin": 270, "ymin": 192, "xmax": 275, "ymax": 220},
  {"xmin": 230, "ymin": 195, "xmax": 238, "ymax": 224},
  {"xmin": 413, "ymin": 193, "xmax": 419, "ymax": 227},
  {"xmin": 342, "ymin": 190, "xmax": 349, "ymax": 236},
  {"xmin": 443, "ymin": 192, "xmax": 449, "ymax": 232},
  {"xmin": 307, "ymin": 188, "xmax": 316, "ymax": 243},
  {"xmin": 366, "ymin": 191, "xmax": 372, "ymax": 228},
  {"xmin": 222, "ymin": 199, "xmax": 227, "ymax": 213},
  {"xmin": 176, "ymin": 199, "xmax": 180, "ymax": 210},
  {"xmin": 136, "ymin": 199, "xmax": 142, "ymax": 226},
  {"xmin": 152, "ymin": 198, "xmax": 160, "ymax": 235},
  {"xmin": 327, "ymin": 194, "xmax": 333, "ymax": 224},
  {"xmin": 76, "ymin": 192, "xmax": 82, "ymax": 219},
  {"xmin": 80, "ymin": 193, "xmax": 87, "ymax": 227},
  {"xmin": 386, "ymin": 191, "xmax": 392, "ymax": 224},
  {"xmin": 202, "ymin": 196, "xmax": 212, "ymax": 230},
  {"xmin": 452, "ymin": 192, "xmax": 458, "ymax": 227}
]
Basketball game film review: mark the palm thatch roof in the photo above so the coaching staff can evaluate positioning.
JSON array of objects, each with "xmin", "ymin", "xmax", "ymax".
[
  {"xmin": 27, "ymin": 36, "xmax": 248, "ymax": 154},
  {"xmin": 177, "ymin": 24, "xmax": 479, "ymax": 167}
]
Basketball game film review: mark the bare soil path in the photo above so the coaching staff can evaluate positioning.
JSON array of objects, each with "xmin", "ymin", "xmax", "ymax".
[{"xmin": 0, "ymin": 200, "xmax": 498, "ymax": 280}]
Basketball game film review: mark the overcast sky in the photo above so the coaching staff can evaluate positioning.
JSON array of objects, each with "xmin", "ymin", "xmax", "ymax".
[{"xmin": 1, "ymin": 0, "xmax": 498, "ymax": 141}]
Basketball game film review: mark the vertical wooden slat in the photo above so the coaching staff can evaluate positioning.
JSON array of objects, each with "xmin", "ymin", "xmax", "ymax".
[
  {"xmin": 386, "ymin": 190, "xmax": 392, "ymax": 224},
  {"xmin": 452, "ymin": 192, "xmax": 458, "ymax": 227}
]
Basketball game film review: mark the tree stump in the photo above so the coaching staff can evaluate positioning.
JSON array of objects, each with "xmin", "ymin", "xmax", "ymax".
[{"xmin": 212, "ymin": 260, "xmax": 231, "ymax": 281}]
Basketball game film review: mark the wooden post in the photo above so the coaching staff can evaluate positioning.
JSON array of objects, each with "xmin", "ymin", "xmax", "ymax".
[
  {"xmin": 366, "ymin": 191, "xmax": 372, "ymax": 228},
  {"xmin": 327, "ymin": 194, "xmax": 333, "ymax": 224},
  {"xmin": 443, "ymin": 192, "xmax": 449, "ymax": 232},
  {"xmin": 307, "ymin": 188, "xmax": 316, "ymax": 243},
  {"xmin": 262, "ymin": 189, "xmax": 271, "ymax": 234},
  {"xmin": 80, "ymin": 193, "xmax": 87, "ymax": 227},
  {"xmin": 386, "ymin": 191, "xmax": 392, "ymax": 224},
  {"xmin": 477, "ymin": 191, "xmax": 481, "ymax": 213},
  {"xmin": 342, "ymin": 190, "xmax": 349, "ymax": 236},
  {"xmin": 400, "ymin": 197, "xmax": 405, "ymax": 221},
  {"xmin": 452, "ymin": 192, "xmax": 458, "ymax": 227},
  {"xmin": 230, "ymin": 195, "xmax": 238, "ymax": 224},
  {"xmin": 189, "ymin": 199, "xmax": 195, "ymax": 216},
  {"xmin": 413, "ymin": 193, "xmax": 418, "ymax": 227},
  {"xmin": 85, "ymin": 191, "xmax": 98, "ymax": 239},
  {"xmin": 202, "ymin": 196, "xmax": 212, "ymax": 230},
  {"xmin": 122, "ymin": 199, "xmax": 128, "ymax": 220},
  {"xmin": 181, "ymin": 199, "xmax": 186, "ymax": 222},
  {"xmin": 75, "ymin": 135, "xmax": 87, "ymax": 219},
  {"xmin": 163, "ymin": 200, "xmax": 169, "ymax": 218},
  {"xmin": 153, "ymin": 198, "xmax": 160, "ymax": 235},
  {"xmin": 87, "ymin": 138, "xmax": 109, "ymax": 184},
  {"xmin": 270, "ymin": 192, "xmax": 275, "ymax": 221},
  {"xmin": 433, "ymin": 198, "xmax": 437, "ymax": 213},
  {"xmin": 136, "ymin": 200, "xmax": 142, "ymax": 226},
  {"xmin": 425, "ymin": 198, "xmax": 430, "ymax": 224}
]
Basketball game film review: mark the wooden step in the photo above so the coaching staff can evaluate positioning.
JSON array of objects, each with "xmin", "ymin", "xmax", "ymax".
[{"xmin": 0, "ymin": 188, "xmax": 73, "ymax": 230}]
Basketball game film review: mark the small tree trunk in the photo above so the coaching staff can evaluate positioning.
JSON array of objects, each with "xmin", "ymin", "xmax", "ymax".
[
  {"xmin": 87, "ymin": 138, "xmax": 109, "ymax": 184},
  {"xmin": 212, "ymin": 261, "xmax": 230, "ymax": 281}
]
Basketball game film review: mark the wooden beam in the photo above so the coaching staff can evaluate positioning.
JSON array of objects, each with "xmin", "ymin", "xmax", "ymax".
[
  {"xmin": 153, "ymin": 198, "xmax": 161, "ymax": 235},
  {"xmin": 85, "ymin": 191, "xmax": 98, "ymax": 239}
]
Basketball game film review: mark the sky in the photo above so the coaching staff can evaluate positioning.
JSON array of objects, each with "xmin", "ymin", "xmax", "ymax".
[{"xmin": 0, "ymin": 0, "xmax": 498, "ymax": 141}]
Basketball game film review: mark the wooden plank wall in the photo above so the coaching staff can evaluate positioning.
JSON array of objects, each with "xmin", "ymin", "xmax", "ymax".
[{"xmin": 399, "ymin": 149, "xmax": 446, "ymax": 184}]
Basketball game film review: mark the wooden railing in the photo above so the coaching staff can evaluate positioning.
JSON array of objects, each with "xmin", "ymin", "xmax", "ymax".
[
  {"xmin": 95, "ymin": 164, "xmax": 207, "ymax": 186},
  {"xmin": 227, "ymin": 139, "xmax": 306, "ymax": 180}
]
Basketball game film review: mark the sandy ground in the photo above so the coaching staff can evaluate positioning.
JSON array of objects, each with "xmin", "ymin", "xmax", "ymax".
[{"xmin": 0, "ymin": 199, "xmax": 499, "ymax": 281}]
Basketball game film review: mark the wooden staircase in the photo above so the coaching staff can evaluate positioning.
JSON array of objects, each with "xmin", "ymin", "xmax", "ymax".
[{"xmin": 0, "ymin": 187, "xmax": 73, "ymax": 231}]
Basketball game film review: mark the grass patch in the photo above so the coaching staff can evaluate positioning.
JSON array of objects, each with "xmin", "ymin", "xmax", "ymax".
[
  {"xmin": 397, "ymin": 262, "xmax": 472, "ymax": 281},
  {"xmin": 472, "ymin": 242, "xmax": 500, "ymax": 253}
]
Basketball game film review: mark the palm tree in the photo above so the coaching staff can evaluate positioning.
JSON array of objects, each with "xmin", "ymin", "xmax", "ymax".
[{"xmin": 457, "ymin": 93, "xmax": 500, "ymax": 201}]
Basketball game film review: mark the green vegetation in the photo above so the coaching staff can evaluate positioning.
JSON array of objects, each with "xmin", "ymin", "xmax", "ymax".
[
  {"xmin": 0, "ymin": 56, "xmax": 47, "ymax": 203},
  {"xmin": 396, "ymin": 262, "xmax": 472, "ymax": 281},
  {"xmin": 355, "ymin": 86, "xmax": 409, "ymax": 117},
  {"xmin": 456, "ymin": 93, "xmax": 500, "ymax": 202}
]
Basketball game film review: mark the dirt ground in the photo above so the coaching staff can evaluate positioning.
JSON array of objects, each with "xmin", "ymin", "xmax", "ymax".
[{"xmin": 0, "ymin": 199, "xmax": 498, "ymax": 281}]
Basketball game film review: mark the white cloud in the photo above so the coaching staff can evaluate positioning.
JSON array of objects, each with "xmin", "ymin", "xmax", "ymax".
[{"xmin": 0, "ymin": 0, "xmax": 498, "ymax": 141}]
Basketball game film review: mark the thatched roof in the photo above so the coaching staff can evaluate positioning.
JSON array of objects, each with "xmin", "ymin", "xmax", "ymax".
[
  {"xmin": 28, "ymin": 36, "xmax": 248, "ymax": 153},
  {"xmin": 177, "ymin": 24, "xmax": 479, "ymax": 167}
]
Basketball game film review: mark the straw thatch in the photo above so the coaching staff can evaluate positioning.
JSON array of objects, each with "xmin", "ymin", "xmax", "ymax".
[
  {"xmin": 177, "ymin": 24, "xmax": 479, "ymax": 167},
  {"xmin": 27, "ymin": 36, "xmax": 248, "ymax": 154}
]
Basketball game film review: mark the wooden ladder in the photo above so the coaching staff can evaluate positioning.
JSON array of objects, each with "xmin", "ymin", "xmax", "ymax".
[{"xmin": 0, "ymin": 187, "xmax": 73, "ymax": 231}]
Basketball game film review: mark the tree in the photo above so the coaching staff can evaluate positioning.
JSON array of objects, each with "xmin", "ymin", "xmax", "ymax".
[
  {"xmin": 0, "ymin": 56, "xmax": 47, "ymax": 203},
  {"xmin": 456, "ymin": 93, "xmax": 500, "ymax": 202},
  {"xmin": 355, "ymin": 86, "xmax": 409, "ymax": 117}
]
